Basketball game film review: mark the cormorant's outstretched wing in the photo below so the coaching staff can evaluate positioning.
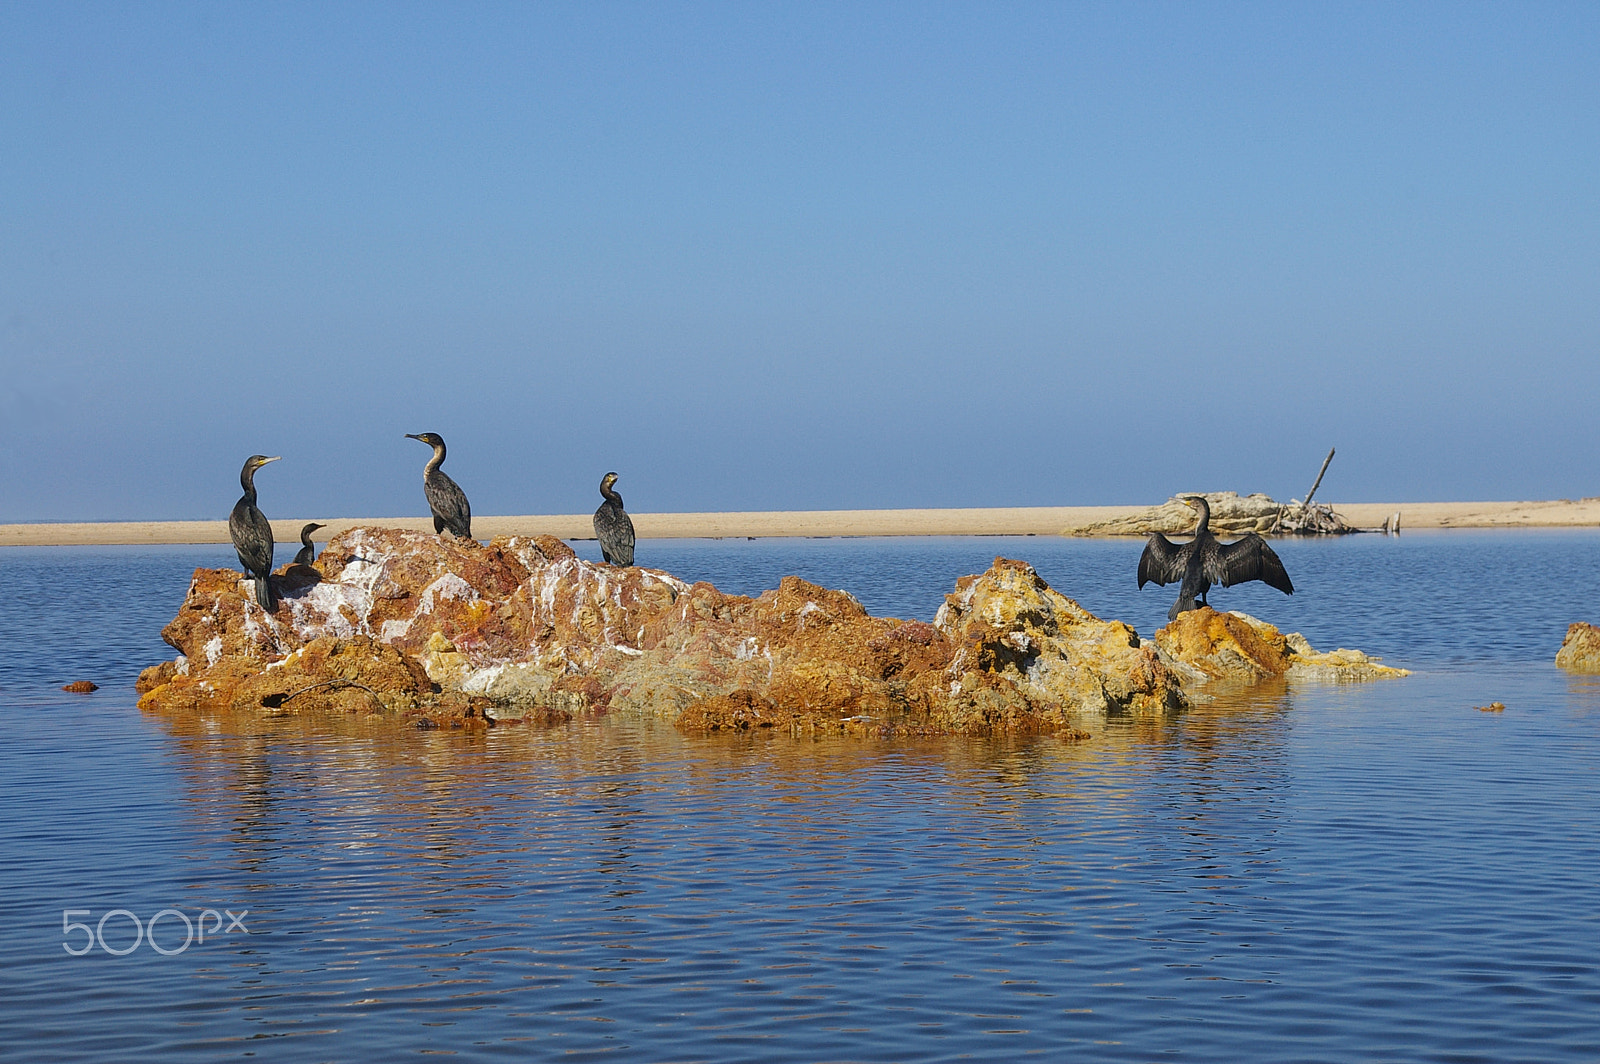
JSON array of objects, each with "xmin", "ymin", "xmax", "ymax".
[
  {"xmin": 1138, "ymin": 533, "xmax": 1188, "ymax": 587},
  {"xmin": 1208, "ymin": 534, "xmax": 1294, "ymax": 594}
]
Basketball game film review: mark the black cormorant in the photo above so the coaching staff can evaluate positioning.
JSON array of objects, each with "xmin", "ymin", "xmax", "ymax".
[
  {"xmin": 404, "ymin": 432, "xmax": 472, "ymax": 539},
  {"xmin": 294, "ymin": 522, "xmax": 326, "ymax": 566},
  {"xmin": 229, "ymin": 454, "xmax": 281, "ymax": 610},
  {"xmin": 593, "ymin": 471, "xmax": 635, "ymax": 566},
  {"xmin": 1138, "ymin": 495, "xmax": 1294, "ymax": 621}
]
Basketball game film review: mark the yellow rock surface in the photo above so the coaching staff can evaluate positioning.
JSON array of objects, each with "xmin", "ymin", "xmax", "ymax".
[
  {"xmin": 1154, "ymin": 608, "xmax": 1408, "ymax": 685},
  {"xmin": 1556, "ymin": 623, "xmax": 1600, "ymax": 673}
]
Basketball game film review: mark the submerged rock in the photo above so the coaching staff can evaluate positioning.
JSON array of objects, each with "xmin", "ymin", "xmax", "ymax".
[
  {"xmin": 1556, "ymin": 623, "xmax": 1600, "ymax": 673},
  {"xmin": 136, "ymin": 527, "xmax": 1404, "ymax": 735}
]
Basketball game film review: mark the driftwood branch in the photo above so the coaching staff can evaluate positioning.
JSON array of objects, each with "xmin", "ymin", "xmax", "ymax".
[
  {"xmin": 273, "ymin": 678, "xmax": 391, "ymax": 711},
  {"xmin": 1303, "ymin": 447, "xmax": 1335, "ymax": 507},
  {"xmin": 1269, "ymin": 446, "xmax": 1369, "ymax": 534}
]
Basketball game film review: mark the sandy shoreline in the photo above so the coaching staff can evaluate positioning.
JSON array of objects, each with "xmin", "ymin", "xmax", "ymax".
[{"xmin": 2, "ymin": 499, "xmax": 1598, "ymax": 547}]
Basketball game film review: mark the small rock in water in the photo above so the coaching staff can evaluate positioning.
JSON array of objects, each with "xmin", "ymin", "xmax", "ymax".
[
  {"xmin": 1555, "ymin": 622, "xmax": 1600, "ymax": 673},
  {"xmin": 61, "ymin": 680, "xmax": 98, "ymax": 693},
  {"xmin": 1476, "ymin": 701, "xmax": 1506, "ymax": 713}
]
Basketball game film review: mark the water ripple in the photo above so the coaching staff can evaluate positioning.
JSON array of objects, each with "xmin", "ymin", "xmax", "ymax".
[{"xmin": 2, "ymin": 538, "xmax": 1599, "ymax": 1060}]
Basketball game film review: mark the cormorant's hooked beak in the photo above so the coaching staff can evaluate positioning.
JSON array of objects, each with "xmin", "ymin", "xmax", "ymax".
[
  {"xmin": 260, "ymin": 456, "xmax": 282, "ymax": 466},
  {"xmin": 404, "ymin": 433, "xmax": 421, "ymax": 441}
]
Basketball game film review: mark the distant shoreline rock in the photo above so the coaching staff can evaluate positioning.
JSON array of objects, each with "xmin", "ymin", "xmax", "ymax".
[
  {"xmin": 1064, "ymin": 491, "xmax": 1374, "ymax": 537},
  {"xmin": 136, "ymin": 526, "xmax": 1406, "ymax": 735}
]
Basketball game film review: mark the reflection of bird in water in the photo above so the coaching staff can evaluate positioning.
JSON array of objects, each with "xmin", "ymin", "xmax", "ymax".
[
  {"xmin": 1138, "ymin": 494, "xmax": 1294, "ymax": 620},
  {"xmin": 229, "ymin": 455, "xmax": 280, "ymax": 610},
  {"xmin": 294, "ymin": 522, "xmax": 326, "ymax": 566},
  {"xmin": 404, "ymin": 432, "xmax": 472, "ymax": 539},
  {"xmin": 593, "ymin": 471, "xmax": 635, "ymax": 566}
]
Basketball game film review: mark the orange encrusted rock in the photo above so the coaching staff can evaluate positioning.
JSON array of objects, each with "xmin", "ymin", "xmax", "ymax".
[
  {"xmin": 137, "ymin": 528, "xmax": 1403, "ymax": 736},
  {"xmin": 1154, "ymin": 607, "xmax": 1409, "ymax": 686}
]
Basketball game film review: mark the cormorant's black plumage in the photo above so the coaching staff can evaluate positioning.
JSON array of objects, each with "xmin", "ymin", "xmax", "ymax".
[
  {"xmin": 229, "ymin": 454, "xmax": 280, "ymax": 610},
  {"xmin": 593, "ymin": 471, "xmax": 635, "ymax": 566},
  {"xmin": 1138, "ymin": 495, "xmax": 1294, "ymax": 620},
  {"xmin": 405, "ymin": 433, "xmax": 472, "ymax": 539},
  {"xmin": 294, "ymin": 522, "xmax": 325, "ymax": 566}
]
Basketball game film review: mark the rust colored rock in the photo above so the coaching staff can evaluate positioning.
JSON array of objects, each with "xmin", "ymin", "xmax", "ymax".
[
  {"xmin": 1154, "ymin": 607, "xmax": 1408, "ymax": 685},
  {"xmin": 1556, "ymin": 622, "xmax": 1600, "ymax": 673},
  {"xmin": 61, "ymin": 680, "xmax": 98, "ymax": 693},
  {"xmin": 1153, "ymin": 608, "xmax": 1293, "ymax": 682},
  {"xmin": 136, "ymin": 660, "xmax": 178, "ymax": 694},
  {"xmin": 137, "ymin": 527, "xmax": 1397, "ymax": 737},
  {"xmin": 679, "ymin": 690, "xmax": 789, "ymax": 730}
]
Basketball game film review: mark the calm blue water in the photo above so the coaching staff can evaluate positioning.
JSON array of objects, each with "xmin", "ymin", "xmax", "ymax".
[{"xmin": 2, "ymin": 531, "xmax": 1598, "ymax": 1062}]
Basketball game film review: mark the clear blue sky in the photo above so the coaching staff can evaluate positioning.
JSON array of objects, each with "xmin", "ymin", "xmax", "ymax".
[{"xmin": 3, "ymin": 2, "xmax": 1597, "ymax": 522}]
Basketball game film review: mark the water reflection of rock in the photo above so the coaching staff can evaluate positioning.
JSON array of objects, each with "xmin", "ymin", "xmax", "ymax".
[
  {"xmin": 152, "ymin": 689, "xmax": 1293, "ymax": 920},
  {"xmin": 147, "ymin": 699, "xmax": 1299, "ymax": 1018}
]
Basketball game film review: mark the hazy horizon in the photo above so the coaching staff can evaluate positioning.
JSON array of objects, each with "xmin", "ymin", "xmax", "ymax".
[{"xmin": 4, "ymin": 3, "xmax": 1598, "ymax": 523}]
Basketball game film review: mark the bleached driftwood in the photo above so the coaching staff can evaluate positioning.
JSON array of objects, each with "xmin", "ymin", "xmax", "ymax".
[
  {"xmin": 1068, "ymin": 492, "xmax": 1292, "ymax": 537},
  {"xmin": 1064, "ymin": 492, "xmax": 1375, "ymax": 537},
  {"xmin": 1269, "ymin": 447, "xmax": 1348, "ymax": 533},
  {"xmin": 1063, "ymin": 449, "xmax": 1396, "ymax": 537}
]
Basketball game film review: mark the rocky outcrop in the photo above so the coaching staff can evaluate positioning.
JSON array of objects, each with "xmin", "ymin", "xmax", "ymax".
[
  {"xmin": 137, "ymin": 528, "xmax": 1186, "ymax": 736},
  {"xmin": 136, "ymin": 527, "xmax": 1405, "ymax": 735},
  {"xmin": 1556, "ymin": 623, "xmax": 1600, "ymax": 673},
  {"xmin": 1152, "ymin": 607, "xmax": 1409, "ymax": 685}
]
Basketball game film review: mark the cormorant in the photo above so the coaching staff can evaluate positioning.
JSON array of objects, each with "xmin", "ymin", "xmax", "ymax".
[
  {"xmin": 593, "ymin": 471, "xmax": 635, "ymax": 566},
  {"xmin": 294, "ymin": 522, "xmax": 326, "ymax": 566},
  {"xmin": 404, "ymin": 432, "xmax": 472, "ymax": 539},
  {"xmin": 1138, "ymin": 494, "xmax": 1294, "ymax": 621},
  {"xmin": 229, "ymin": 454, "xmax": 281, "ymax": 610}
]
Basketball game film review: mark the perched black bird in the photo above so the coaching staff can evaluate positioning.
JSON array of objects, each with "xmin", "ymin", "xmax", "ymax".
[
  {"xmin": 404, "ymin": 432, "xmax": 472, "ymax": 539},
  {"xmin": 593, "ymin": 471, "xmax": 636, "ymax": 566},
  {"xmin": 294, "ymin": 522, "xmax": 326, "ymax": 566},
  {"xmin": 1138, "ymin": 495, "xmax": 1294, "ymax": 621},
  {"xmin": 229, "ymin": 454, "xmax": 281, "ymax": 610}
]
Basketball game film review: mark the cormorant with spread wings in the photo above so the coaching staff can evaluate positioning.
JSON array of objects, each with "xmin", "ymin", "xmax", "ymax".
[{"xmin": 1138, "ymin": 495, "xmax": 1294, "ymax": 620}]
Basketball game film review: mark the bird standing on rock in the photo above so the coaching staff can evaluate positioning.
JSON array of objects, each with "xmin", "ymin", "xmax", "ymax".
[
  {"xmin": 593, "ymin": 471, "xmax": 636, "ymax": 566},
  {"xmin": 1138, "ymin": 494, "xmax": 1294, "ymax": 620},
  {"xmin": 229, "ymin": 455, "xmax": 281, "ymax": 610},
  {"xmin": 294, "ymin": 522, "xmax": 326, "ymax": 566},
  {"xmin": 404, "ymin": 432, "xmax": 472, "ymax": 539}
]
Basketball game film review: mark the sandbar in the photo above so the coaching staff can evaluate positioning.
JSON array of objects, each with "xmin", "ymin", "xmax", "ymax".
[{"xmin": 1, "ymin": 499, "xmax": 1597, "ymax": 547}]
